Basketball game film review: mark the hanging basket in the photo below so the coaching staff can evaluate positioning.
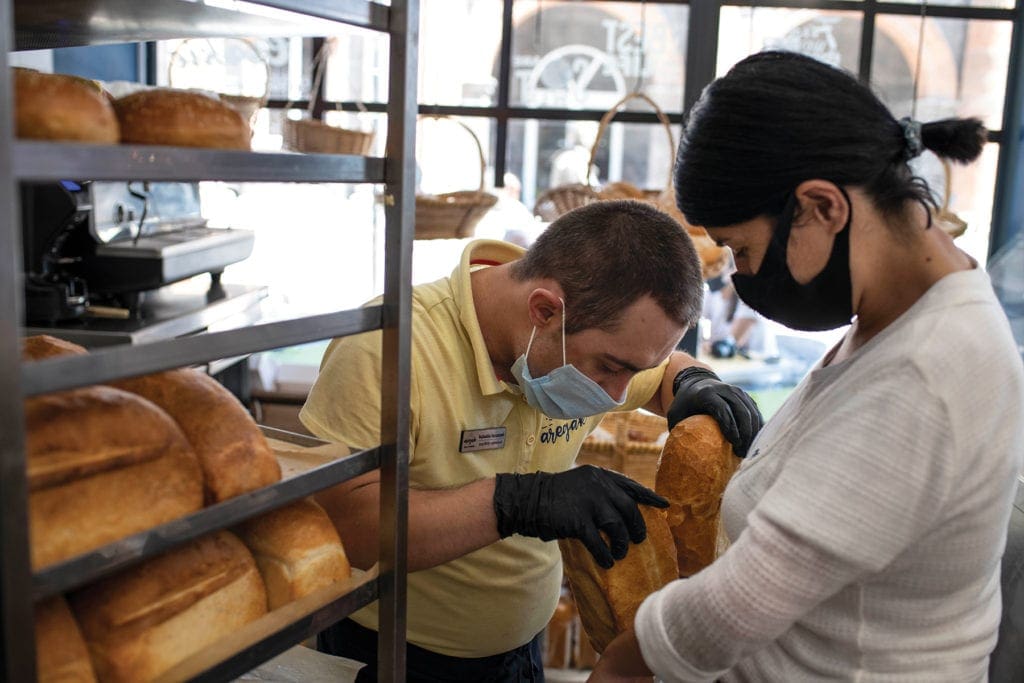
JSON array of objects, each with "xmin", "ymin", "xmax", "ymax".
[
  {"xmin": 169, "ymin": 38, "xmax": 270, "ymax": 133},
  {"xmin": 281, "ymin": 40, "xmax": 376, "ymax": 155},
  {"xmin": 933, "ymin": 157, "xmax": 968, "ymax": 239},
  {"xmin": 577, "ymin": 410, "xmax": 668, "ymax": 490},
  {"xmin": 414, "ymin": 116, "xmax": 498, "ymax": 240}
]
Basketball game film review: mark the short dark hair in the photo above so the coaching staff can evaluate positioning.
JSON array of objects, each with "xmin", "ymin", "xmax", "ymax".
[
  {"xmin": 510, "ymin": 200, "xmax": 703, "ymax": 334},
  {"xmin": 675, "ymin": 51, "xmax": 987, "ymax": 228}
]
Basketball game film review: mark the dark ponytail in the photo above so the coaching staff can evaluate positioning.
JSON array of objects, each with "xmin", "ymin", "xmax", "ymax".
[{"xmin": 675, "ymin": 51, "xmax": 987, "ymax": 228}]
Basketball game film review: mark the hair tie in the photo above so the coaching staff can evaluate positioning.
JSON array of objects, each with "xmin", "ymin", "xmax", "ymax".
[{"xmin": 899, "ymin": 117, "xmax": 924, "ymax": 160}]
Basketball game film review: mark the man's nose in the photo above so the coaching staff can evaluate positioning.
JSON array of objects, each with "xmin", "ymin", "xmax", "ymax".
[{"xmin": 601, "ymin": 377, "xmax": 630, "ymax": 403}]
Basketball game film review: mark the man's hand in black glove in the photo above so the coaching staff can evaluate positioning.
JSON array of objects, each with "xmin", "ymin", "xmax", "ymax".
[
  {"xmin": 668, "ymin": 366, "xmax": 763, "ymax": 457},
  {"xmin": 493, "ymin": 465, "xmax": 668, "ymax": 569}
]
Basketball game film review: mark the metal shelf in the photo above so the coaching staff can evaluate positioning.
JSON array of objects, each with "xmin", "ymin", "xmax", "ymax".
[
  {"xmin": 14, "ymin": 142, "xmax": 385, "ymax": 184},
  {"xmin": 33, "ymin": 443, "xmax": 382, "ymax": 599},
  {"xmin": 13, "ymin": 0, "xmax": 389, "ymax": 51},
  {"xmin": 22, "ymin": 305, "xmax": 383, "ymax": 397},
  {"xmin": 158, "ymin": 567, "xmax": 381, "ymax": 683}
]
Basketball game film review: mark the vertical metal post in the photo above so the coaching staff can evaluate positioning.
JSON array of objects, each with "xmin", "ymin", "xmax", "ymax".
[
  {"xmin": 379, "ymin": 1, "xmax": 417, "ymax": 681},
  {"xmin": 0, "ymin": 3, "xmax": 37, "ymax": 681},
  {"xmin": 493, "ymin": 0, "xmax": 515, "ymax": 189},
  {"xmin": 683, "ymin": 0, "xmax": 721, "ymax": 113},
  {"xmin": 991, "ymin": 5, "xmax": 1024, "ymax": 258},
  {"xmin": 857, "ymin": 0, "xmax": 877, "ymax": 83}
]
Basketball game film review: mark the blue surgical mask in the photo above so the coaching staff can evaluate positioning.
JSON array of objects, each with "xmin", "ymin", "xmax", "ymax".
[{"xmin": 510, "ymin": 299, "xmax": 625, "ymax": 419}]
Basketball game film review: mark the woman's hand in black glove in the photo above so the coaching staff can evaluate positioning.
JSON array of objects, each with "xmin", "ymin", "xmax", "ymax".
[
  {"xmin": 493, "ymin": 465, "xmax": 668, "ymax": 569},
  {"xmin": 668, "ymin": 366, "xmax": 763, "ymax": 457}
]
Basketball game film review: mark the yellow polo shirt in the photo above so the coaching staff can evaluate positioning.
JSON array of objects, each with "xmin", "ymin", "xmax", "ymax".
[{"xmin": 299, "ymin": 239, "xmax": 666, "ymax": 658}]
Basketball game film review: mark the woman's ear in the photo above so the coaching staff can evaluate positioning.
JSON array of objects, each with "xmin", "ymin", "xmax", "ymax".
[
  {"xmin": 526, "ymin": 288, "xmax": 564, "ymax": 328},
  {"xmin": 794, "ymin": 179, "xmax": 849, "ymax": 236}
]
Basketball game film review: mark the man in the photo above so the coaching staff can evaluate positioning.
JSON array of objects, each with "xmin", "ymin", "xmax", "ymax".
[{"xmin": 300, "ymin": 200, "xmax": 761, "ymax": 681}]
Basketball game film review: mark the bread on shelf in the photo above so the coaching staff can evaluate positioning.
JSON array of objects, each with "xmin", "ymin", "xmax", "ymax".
[
  {"xmin": 25, "ymin": 385, "xmax": 204, "ymax": 570},
  {"xmin": 22, "ymin": 334, "xmax": 282, "ymax": 504},
  {"xmin": 235, "ymin": 498, "xmax": 351, "ymax": 610},
  {"xmin": 13, "ymin": 68, "xmax": 119, "ymax": 144},
  {"xmin": 113, "ymin": 88, "xmax": 251, "ymax": 150},
  {"xmin": 656, "ymin": 414, "xmax": 740, "ymax": 577},
  {"xmin": 558, "ymin": 505, "xmax": 678, "ymax": 653},
  {"xmin": 68, "ymin": 531, "xmax": 267, "ymax": 683},
  {"xmin": 35, "ymin": 596, "xmax": 98, "ymax": 683}
]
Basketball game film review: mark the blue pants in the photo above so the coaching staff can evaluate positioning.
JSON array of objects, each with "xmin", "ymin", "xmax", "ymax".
[{"xmin": 317, "ymin": 618, "xmax": 545, "ymax": 682}]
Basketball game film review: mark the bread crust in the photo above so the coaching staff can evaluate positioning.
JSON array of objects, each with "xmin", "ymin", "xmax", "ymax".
[
  {"xmin": 113, "ymin": 88, "xmax": 250, "ymax": 150},
  {"xmin": 69, "ymin": 531, "xmax": 267, "ymax": 683},
  {"xmin": 656, "ymin": 414, "xmax": 740, "ymax": 577},
  {"xmin": 235, "ymin": 498, "xmax": 352, "ymax": 610},
  {"xmin": 35, "ymin": 596, "xmax": 98, "ymax": 683},
  {"xmin": 14, "ymin": 68, "xmax": 119, "ymax": 144},
  {"xmin": 558, "ymin": 505, "xmax": 678, "ymax": 653},
  {"xmin": 25, "ymin": 386, "xmax": 204, "ymax": 569}
]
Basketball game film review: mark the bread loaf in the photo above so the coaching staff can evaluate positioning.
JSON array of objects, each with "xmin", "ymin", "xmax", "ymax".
[
  {"xmin": 22, "ymin": 334, "xmax": 282, "ymax": 504},
  {"xmin": 14, "ymin": 68, "xmax": 119, "ymax": 144},
  {"xmin": 25, "ymin": 385, "xmax": 204, "ymax": 569},
  {"xmin": 68, "ymin": 531, "xmax": 267, "ymax": 683},
  {"xmin": 656, "ymin": 414, "xmax": 740, "ymax": 577},
  {"xmin": 235, "ymin": 498, "xmax": 351, "ymax": 610},
  {"xmin": 558, "ymin": 505, "xmax": 678, "ymax": 653},
  {"xmin": 113, "ymin": 88, "xmax": 250, "ymax": 150},
  {"xmin": 35, "ymin": 596, "xmax": 98, "ymax": 683}
]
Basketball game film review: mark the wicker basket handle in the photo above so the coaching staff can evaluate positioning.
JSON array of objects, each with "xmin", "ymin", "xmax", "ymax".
[
  {"xmin": 418, "ymin": 114, "xmax": 487, "ymax": 192},
  {"xmin": 587, "ymin": 91, "xmax": 675, "ymax": 189},
  {"xmin": 168, "ymin": 38, "xmax": 270, "ymax": 106}
]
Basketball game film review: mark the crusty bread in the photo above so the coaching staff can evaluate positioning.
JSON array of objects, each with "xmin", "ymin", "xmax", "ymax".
[
  {"xmin": 110, "ymin": 369, "xmax": 281, "ymax": 503},
  {"xmin": 558, "ymin": 505, "xmax": 678, "ymax": 653},
  {"xmin": 25, "ymin": 385, "xmax": 204, "ymax": 569},
  {"xmin": 113, "ymin": 88, "xmax": 250, "ymax": 150},
  {"xmin": 235, "ymin": 498, "xmax": 351, "ymax": 610},
  {"xmin": 656, "ymin": 414, "xmax": 740, "ymax": 577},
  {"xmin": 14, "ymin": 68, "xmax": 119, "ymax": 144},
  {"xmin": 22, "ymin": 334, "xmax": 282, "ymax": 504},
  {"xmin": 68, "ymin": 531, "xmax": 267, "ymax": 683},
  {"xmin": 35, "ymin": 596, "xmax": 98, "ymax": 683}
]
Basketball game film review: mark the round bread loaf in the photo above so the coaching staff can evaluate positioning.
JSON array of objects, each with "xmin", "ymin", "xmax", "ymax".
[
  {"xmin": 25, "ymin": 385, "xmax": 205, "ymax": 569},
  {"xmin": 68, "ymin": 531, "xmax": 267, "ymax": 683},
  {"xmin": 113, "ymin": 88, "xmax": 250, "ymax": 150},
  {"xmin": 22, "ymin": 334, "xmax": 282, "ymax": 504},
  {"xmin": 14, "ymin": 68, "xmax": 119, "ymax": 143},
  {"xmin": 235, "ymin": 498, "xmax": 351, "ymax": 610}
]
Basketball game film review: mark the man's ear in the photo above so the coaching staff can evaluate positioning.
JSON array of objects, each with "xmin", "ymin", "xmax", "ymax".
[
  {"xmin": 794, "ymin": 179, "xmax": 849, "ymax": 236},
  {"xmin": 526, "ymin": 288, "xmax": 564, "ymax": 328}
]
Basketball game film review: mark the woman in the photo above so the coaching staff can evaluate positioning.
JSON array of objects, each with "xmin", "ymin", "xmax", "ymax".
[{"xmin": 590, "ymin": 51, "xmax": 1024, "ymax": 682}]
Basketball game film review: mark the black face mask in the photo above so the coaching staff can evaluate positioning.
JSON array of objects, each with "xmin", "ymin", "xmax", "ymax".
[{"xmin": 731, "ymin": 190, "xmax": 854, "ymax": 332}]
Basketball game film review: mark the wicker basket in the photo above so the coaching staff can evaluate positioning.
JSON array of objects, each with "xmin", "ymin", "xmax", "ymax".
[
  {"xmin": 533, "ymin": 183, "xmax": 600, "ymax": 223},
  {"xmin": 933, "ymin": 157, "xmax": 968, "ymax": 239},
  {"xmin": 414, "ymin": 116, "xmax": 498, "ymax": 240},
  {"xmin": 281, "ymin": 40, "xmax": 376, "ymax": 155},
  {"xmin": 169, "ymin": 38, "xmax": 269, "ymax": 132},
  {"xmin": 578, "ymin": 409, "xmax": 668, "ymax": 489}
]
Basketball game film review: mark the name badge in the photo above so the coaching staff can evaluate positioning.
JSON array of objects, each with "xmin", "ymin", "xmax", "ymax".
[{"xmin": 460, "ymin": 427, "xmax": 506, "ymax": 453}]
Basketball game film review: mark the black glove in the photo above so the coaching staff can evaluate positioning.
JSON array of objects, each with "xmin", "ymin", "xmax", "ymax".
[
  {"xmin": 668, "ymin": 366, "xmax": 763, "ymax": 457},
  {"xmin": 493, "ymin": 465, "xmax": 668, "ymax": 569}
]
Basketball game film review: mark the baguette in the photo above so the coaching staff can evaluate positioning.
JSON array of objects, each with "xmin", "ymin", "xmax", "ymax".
[
  {"xmin": 113, "ymin": 88, "xmax": 250, "ymax": 150},
  {"xmin": 656, "ymin": 414, "xmax": 740, "ymax": 577},
  {"xmin": 235, "ymin": 498, "xmax": 351, "ymax": 610},
  {"xmin": 68, "ymin": 531, "xmax": 267, "ymax": 683},
  {"xmin": 558, "ymin": 505, "xmax": 678, "ymax": 653}
]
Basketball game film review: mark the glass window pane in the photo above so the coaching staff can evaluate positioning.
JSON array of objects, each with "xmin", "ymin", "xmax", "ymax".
[
  {"xmin": 910, "ymin": 144, "xmax": 1001, "ymax": 265},
  {"xmin": 718, "ymin": 8, "xmax": 863, "ymax": 75},
  {"xmin": 870, "ymin": 17, "xmax": 1011, "ymax": 131},
  {"xmin": 416, "ymin": 116, "xmax": 495, "ymax": 195},
  {"xmin": 418, "ymin": 0, "xmax": 504, "ymax": 106},
  {"xmin": 506, "ymin": 118, "xmax": 681, "ymax": 214},
  {"xmin": 887, "ymin": 0, "xmax": 1012, "ymax": 10},
  {"xmin": 323, "ymin": 29, "xmax": 390, "ymax": 105},
  {"xmin": 510, "ymin": 1, "xmax": 687, "ymax": 113}
]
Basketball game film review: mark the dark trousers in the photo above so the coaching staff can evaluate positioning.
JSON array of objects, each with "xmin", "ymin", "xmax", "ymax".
[{"xmin": 317, "ymin": 618, "xmax": 545, "ymax": 682}]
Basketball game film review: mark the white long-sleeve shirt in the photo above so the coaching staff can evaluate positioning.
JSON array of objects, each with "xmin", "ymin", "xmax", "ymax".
[{"xmin": 636, "ymin": 268, "xmax": 1024, "ymax": 682}]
